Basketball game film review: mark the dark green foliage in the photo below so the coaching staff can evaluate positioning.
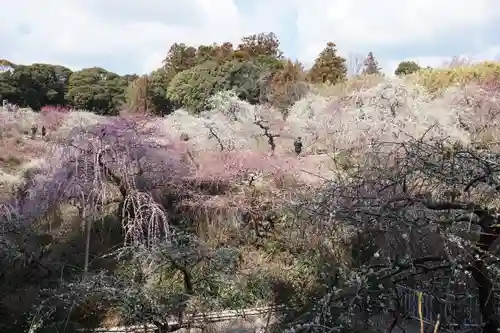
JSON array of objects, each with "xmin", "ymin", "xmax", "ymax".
[
  {"xmin": 66, "ymin": 67, "xmax": 128, "ymax": 115},
  {"xmin": 149, "ymin": 69, "xmax": 178, "ymax": 115},
  {"xmin": 394, "ymin": 60, "xmax": 421, "ymax": 76},
  {"xmin": 0, "ymin": 63, "xmax": 129, "ymax": 114},
  {"xmin": 167, "ymin": 59, "xmax": 270, "ymax": 113},
  {"xmin": 167, "ymin": 61, "xmax": 221, "ymax": 113},
  {"xmin": 0, "ymin": 70, "xmax": 17, "ymax": 103},
  {"xmin": 0, "ymin": 32, "xmax": 292, "ymax": 114},
  {"xmin": 1, "ymin": 63, "xmax": 72, "ymax": 110},
  {"xmin": 217, "ymin": 59, "xmax": 270, "ymax": 104}
]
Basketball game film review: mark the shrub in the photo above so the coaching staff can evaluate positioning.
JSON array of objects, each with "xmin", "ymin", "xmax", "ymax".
[
  {"xmin": 394, "ymin": 60, "xmax": 420, "ymax": 76},
  {"xmin": 167, "ymin": 60, "xmax": 270, "ymax": 113},
  {"xmin": 413, "ymin": 61, "xmax": 500, "ymax": 93}
]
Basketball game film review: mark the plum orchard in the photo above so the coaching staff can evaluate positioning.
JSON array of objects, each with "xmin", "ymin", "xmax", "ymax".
[
  {"xmin": 283, "ymin": 137, "xmax": 500, "ymax": 332},
  {"xmin": 1, "ymin": 76, "xmax": 500, "ymax": 332},
  {"xmin": 0, "ymin": 110, "xmax": 304, "ymax": 332}
]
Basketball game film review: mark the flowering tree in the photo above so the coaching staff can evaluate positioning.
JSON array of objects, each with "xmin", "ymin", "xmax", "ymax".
[
  {"xmin": 277, "ymin": 134, "xmax": 500, "ymax": 332},
  {"xmin": 5, "ymin": 67, "xmax": 500, "ymax": 333},
  {"xmin": 162, "ymin": 91, "xmax": 287, "ymax": 154},
  {"xmin": 286, "ymin": 77, "xmax": 500, "ymax": 156},
  {"xmin": 0, "ymin": 114, "xmax": 193, "ymax": 330},
  {"xmin": 11, "ymin": 115, "xmax": 189, "ymax": 242},
  {"xmin": 0, "ymin": 110, "xmax": 301, "ymax": 332}
]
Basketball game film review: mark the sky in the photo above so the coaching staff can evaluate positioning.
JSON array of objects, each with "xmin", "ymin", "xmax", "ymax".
[{"xmin": 2, "ymin": 0, "xmax": 500, "ymax": 76}]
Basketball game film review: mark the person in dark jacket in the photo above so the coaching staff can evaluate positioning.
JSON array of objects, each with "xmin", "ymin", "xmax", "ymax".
[
  {"xmin": 294, "ymin": 137, "xmax": 303, "ymax": 156},
  {"xmin": 31, "ymin": 124, "xmax": 37, "ymax": 139},
  {"xmin": 41, "ymin": 126, "xmax": 46, "ymax": 138}
]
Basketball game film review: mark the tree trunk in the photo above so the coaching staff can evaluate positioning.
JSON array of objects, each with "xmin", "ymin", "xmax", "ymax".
[
  {"xmin": 473, "ymin": 214, "xmax": 500, "ymax": 333},
  {"xmin": 80, "ymin": 205, "xmax": 91, "ymax": 279},
  {"xmin": 153, "ymin": 321, "xmax": 182, "ymax": 333},
  {"xmin": 471, "ymin": 259, "xmax": 500, "ymax": 332}
]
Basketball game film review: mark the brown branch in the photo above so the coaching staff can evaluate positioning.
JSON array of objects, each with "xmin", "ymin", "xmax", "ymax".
[
  {"xmin": 97, "ymin": 150, "xmax": 128, "ymax": 199},
  {"xmin": 254, "ymin": 118, "xmax": 279, "ymax": 152},
  {"xmin": 207, "ymin": 127, "xmax": 224, "ymax": 152}
]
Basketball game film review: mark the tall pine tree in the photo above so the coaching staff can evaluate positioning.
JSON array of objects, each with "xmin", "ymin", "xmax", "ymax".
[
  {"xmin": 308, "ymin": 42, "xmax": 347, "ymax": 84},
  {"xmin": 362, "ymin": 52, "xmax": 381, "ymax": 75}
]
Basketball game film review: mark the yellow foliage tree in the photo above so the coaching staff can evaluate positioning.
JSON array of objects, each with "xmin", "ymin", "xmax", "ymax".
[
  {"xmin": 125, "ymin": 75, "xmax": 151, "ymax": 114},
  {"xmin": 308, "ymin": 42, "xmax": 347, "ymax": 84},
  {"xmin": 267, "ymin": 59, "xmax": 309, "ymax": 111}
]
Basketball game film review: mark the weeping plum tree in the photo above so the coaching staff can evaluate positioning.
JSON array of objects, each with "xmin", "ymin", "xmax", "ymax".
[
  {"xmin": 0, "ymin": 114, "xmax": 194, "ymax": 331},
  {"xmin": 0, "ymin": 113, "xmax": 291, "ymax": 332},
  {"xmin": 11, "ymin": 114, "xmax": 188, "ymax": 244}
]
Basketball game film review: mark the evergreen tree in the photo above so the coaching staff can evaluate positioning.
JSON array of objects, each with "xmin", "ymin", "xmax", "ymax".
[
  {"xmin": 308, "ymin": 42, "xmax": 347, "ymax": 84},
  {"xmin": 362, "ymin": 52, "xmax": 381, "ymax": 75},
  {"xmin": 394, "ymin": 61, "xmax": 421, "ymax": 76}
]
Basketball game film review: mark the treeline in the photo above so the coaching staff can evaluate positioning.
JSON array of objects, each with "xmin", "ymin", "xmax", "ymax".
[{"xmin": 0, "ymin": 32, "xmax": 414, "ymax": 116}]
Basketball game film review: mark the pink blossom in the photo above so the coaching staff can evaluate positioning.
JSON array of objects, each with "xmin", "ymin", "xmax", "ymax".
[
  {"xmin": 40, "ymin": 105, "xmax": 72, "ymax": 130},
  {"xmin": 195, "ymin": 150, "xmax": 295, "ymax": 184},
  {"xmin": 40, "ymin": 105, "xmax": 72, "ymax": 114}
]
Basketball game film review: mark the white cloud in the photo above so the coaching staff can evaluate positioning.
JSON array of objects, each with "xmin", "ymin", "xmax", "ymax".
[
  {"xmin": 295, "ymin": 0, "xmax": 500, "ymax": 61},
  {"xmin": 2, "ymin": 0, "xmax": 500, "ymax": 75},
  {"xmin": 1, "ymin": 0, "xmax": 268, "ymax": 73}
]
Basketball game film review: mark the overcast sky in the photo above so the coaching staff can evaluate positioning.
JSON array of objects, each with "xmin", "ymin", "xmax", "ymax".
[{"xmin": 2, "ymin": 0, "xmax": 500, "ymax": 75}]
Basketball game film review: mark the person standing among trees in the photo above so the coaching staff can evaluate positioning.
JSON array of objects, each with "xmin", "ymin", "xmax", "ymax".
[
  {"xmin": 294, "ymin": 137, "xmax": 303, "ymax": 156},
  {"xmin": 31, "ymin": 124, "xmax": 37, "ymax": 139},
  {"xmin": 41, "ymin": 126, "xmax": 46, "ymax": 138}
]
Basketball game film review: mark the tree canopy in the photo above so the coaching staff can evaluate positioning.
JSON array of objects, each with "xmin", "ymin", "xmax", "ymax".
[
  {"xmin": 361, "ymin": 51, "xmax": 382, "ymax": 75},
  {"xmin": 0, "ymin": 33, "xmax": 358, "ymax": 116},
  {"xmin": 308, "ymin": 42, "xmax": 347, "ymax": 84},
  {"xmin": 395, "ymin": 60, "xmax": 421, "ymax": 76}
]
